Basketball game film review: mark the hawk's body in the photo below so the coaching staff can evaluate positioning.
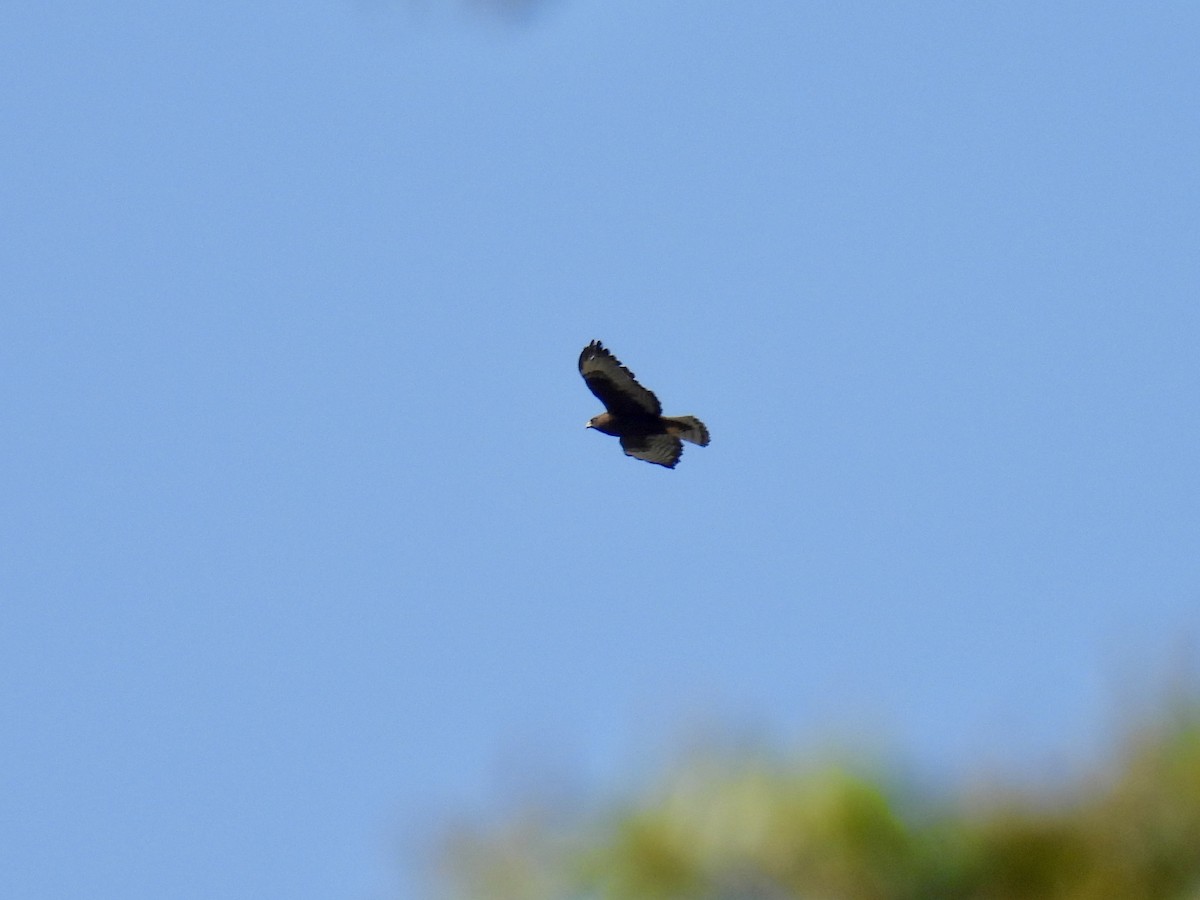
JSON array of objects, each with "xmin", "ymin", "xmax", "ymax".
[{"xmin": 579, "ymin": 340, "xmax": 710, "ymax": 468}]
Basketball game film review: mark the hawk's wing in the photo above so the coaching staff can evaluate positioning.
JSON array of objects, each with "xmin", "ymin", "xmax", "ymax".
[
  {"xmin": 579, "ymin": 341, "xmax": 662, "ymax": 418},
  {"xmin": 620, "ymin": 434, "xmax": 683, "ymax": 468}
]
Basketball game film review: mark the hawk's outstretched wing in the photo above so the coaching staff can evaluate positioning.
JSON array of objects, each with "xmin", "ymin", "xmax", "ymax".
[
  {"xmin": 579, "ymin": 340, "xmax": 662, "ymax": 418},
  {"xmin": 620, "ymin": 434, "xmax": 683, "ymax": 468}
]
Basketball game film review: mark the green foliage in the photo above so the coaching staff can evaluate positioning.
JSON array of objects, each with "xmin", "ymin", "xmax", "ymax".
[{"xmin": 437, "ymin": 698, "xmax": 1200, "ymax": 899}]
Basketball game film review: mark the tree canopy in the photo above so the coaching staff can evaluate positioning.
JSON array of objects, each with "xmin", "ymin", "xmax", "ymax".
[{"xmin": 437, "ymin": 694, "xmax": 1200, "ymax": 899}]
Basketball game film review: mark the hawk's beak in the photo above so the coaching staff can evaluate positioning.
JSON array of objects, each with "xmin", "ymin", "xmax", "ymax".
[{"xmin": 584, "ymin": 421, "xmax": 593, "ymax": 429}]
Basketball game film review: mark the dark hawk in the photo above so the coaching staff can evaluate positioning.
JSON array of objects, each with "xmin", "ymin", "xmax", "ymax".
[{"xmin": 579, "ymin": 340, "xmax": 710, "ymax": 468}]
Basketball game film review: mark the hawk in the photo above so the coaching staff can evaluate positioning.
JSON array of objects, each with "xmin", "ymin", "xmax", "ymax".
[{"xmin": 579, "ymin": 340, "xmax": 710, "ymax": 468}]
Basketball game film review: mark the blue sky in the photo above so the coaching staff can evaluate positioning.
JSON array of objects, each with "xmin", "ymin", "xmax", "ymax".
[{"xmin": 3, "ymin": 2, "xmax": 1198, "ymax": 897}]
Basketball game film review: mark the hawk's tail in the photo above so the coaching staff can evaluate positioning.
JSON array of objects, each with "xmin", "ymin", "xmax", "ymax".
[{"xmin": 664, "ymin": 416, "xmax": 710, "ymax": 446}]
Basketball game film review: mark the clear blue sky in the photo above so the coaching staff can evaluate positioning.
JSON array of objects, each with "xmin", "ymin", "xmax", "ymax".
[{"xmin": 3, "ymin": 2, "xmax": 1198, "ymax": 897}]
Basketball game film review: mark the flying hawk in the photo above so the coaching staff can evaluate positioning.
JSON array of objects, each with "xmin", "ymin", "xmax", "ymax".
[{"xmin": 579, "ymin": 340, "xmax": 710, "ymax": 468}]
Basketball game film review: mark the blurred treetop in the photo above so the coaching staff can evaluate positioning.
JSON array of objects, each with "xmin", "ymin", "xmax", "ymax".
[{"xmin": 438, "ymin": 695, "xmax": 1200, "ymax": 899}]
